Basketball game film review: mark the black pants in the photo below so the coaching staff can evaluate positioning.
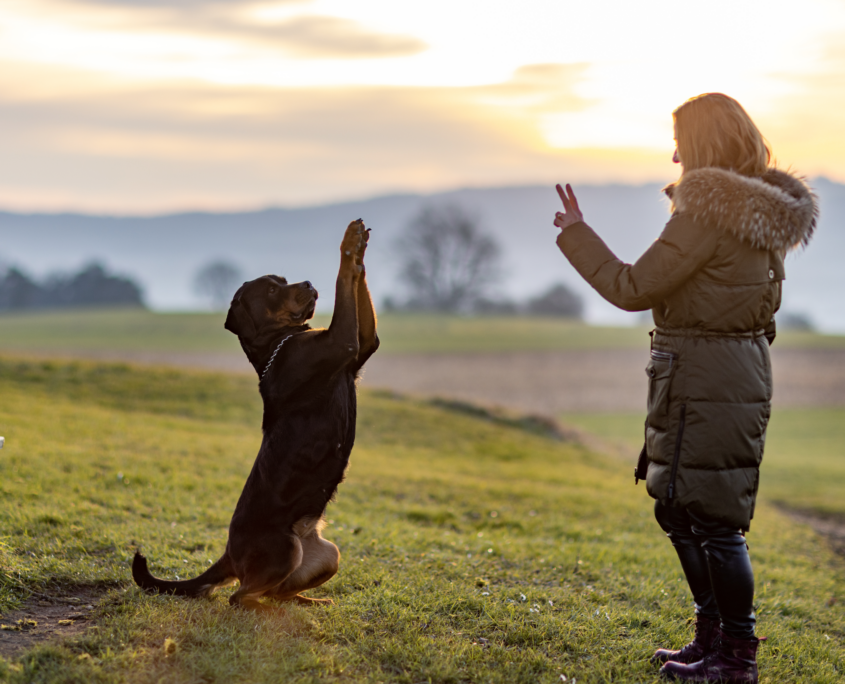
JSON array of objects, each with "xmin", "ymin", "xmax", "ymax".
[{"xmin": 655, "ymin": 501, "xmax": 756, "ymax": 639}]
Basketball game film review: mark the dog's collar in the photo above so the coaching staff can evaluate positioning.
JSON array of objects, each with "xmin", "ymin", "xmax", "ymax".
[{"xmin": 261, "ymin": 333, "xmax": 298, "ymax": 379}]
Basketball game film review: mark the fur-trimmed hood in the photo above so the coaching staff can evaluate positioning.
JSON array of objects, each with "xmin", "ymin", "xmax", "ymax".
[{"xmin": 663, "ymin": 167, "xmax": 817, "ymax": 252}]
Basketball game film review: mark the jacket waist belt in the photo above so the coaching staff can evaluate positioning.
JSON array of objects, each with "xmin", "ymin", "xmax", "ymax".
[{"xmin": 653, "ymin": 327, "xmax": 767, "ymax": 340}]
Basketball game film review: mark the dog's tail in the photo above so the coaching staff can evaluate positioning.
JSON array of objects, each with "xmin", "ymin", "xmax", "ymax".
[{"xmin": 132, "ymin": 551, "xmax": 236, "ymax": 597}]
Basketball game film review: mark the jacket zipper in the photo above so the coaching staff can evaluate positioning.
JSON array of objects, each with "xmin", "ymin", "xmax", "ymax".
[{"xmin": 667, "ymin": 403, "xmax": 686, "ymax": 501}]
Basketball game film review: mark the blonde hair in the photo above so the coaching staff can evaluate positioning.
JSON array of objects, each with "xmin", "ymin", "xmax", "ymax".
[{"xmin": 673, "ymin": 93, "xmax": 771, "ymax": 176}]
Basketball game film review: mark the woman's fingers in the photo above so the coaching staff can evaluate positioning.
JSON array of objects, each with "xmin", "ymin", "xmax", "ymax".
[
  {"xmin": 557, "ymin": 183, "xmax": 579, "ymax": 214},
  {"xmin": 556, "ymin": 183, "xmax": 573, "ymax": 213},
  {"xmin": 556, "ymin": 183, "xmax": 568, "ymax": 205},
  {"xmin": 554, "ymin": 183, "xmax": 583, "ymax": 230},
  {"xmin": 566, "ymin": 184, "xmax": 581, "ymax": 213}
]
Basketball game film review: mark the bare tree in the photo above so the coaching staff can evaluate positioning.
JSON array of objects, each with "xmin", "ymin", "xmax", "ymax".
[
  {"xmin": 0, "ymin": 266, "xmax": 40, "ymax": 310},
  {"xmin": 396, "ymin": 204, "xmax": 501, "ymax": 312},
  {"xmin": 193, "ymin": 261, "xmax": 243, "ymax": 310},
  {"xmin": 526, "ymin": 282, "xmax": 584, "ymax": 319},
  {"xmin": 777, "ymin": 311, "xmax": 815, "ymax": 331}
]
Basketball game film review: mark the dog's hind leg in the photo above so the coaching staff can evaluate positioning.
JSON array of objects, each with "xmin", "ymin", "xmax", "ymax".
[
  {"xmin": 228, "ymin": 534, "xmax": 303, "ymax": 612},
  {"xmin": 268, "ymin": 532, "xmax": 340, "ymax": 605}
]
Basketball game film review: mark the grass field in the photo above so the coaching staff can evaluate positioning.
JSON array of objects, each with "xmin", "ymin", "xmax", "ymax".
[
  {"xmin": 0, "ymin": 356, "xmax": 843, "ymax": 683},
  {"xmin": 561, "ymin": 409, "xmax": 845, "ymax": 520},
  {"xmin": 0, "ymin": 308, "xmax": 842, "ymax": 356}
]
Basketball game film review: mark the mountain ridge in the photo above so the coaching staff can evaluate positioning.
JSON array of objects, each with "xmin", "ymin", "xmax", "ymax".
[{"xmin": 1, "ymin": 178, "xmax": 842, "ymax": 331}]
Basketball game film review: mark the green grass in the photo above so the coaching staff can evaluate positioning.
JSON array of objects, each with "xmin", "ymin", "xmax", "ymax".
[
  {"xmin": 561, "ymin": 409, "xmax": 845, "ymax": 520},
  {"xmin": 758, "ymin": 409, "xmax": 845, "ymax": 518},
  {"xmin": 0, "ymin": 309, "xmax": 242, "ymax": 355},
  {"xmin": 1, "ymin": 308, "xmax": 841, "ymax": 356},
  {"xmin": 0, "ymin": 356, "xmax": 843, "ymax": 683}
]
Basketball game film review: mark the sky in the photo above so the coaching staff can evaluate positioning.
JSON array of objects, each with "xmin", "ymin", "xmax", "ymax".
[{"xmin": 2, "ymin": 0, "xmax": 845, "ymax": 214}]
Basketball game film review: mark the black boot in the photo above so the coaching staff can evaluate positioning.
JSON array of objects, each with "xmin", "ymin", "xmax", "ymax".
[
  {"xmin": 653, "ymin": 502, "xmax": 722, "ymax": 664},
  {"xmin": 699, "ymin": 528, "xmax": 756, "ymax": 640},
  {"xmin": 652, "ymin": 615, "xmax": 720, "ymax": 664},
  {"xmin": 660, "ymin": 632, "xmax": 760, "ymax": 683}
]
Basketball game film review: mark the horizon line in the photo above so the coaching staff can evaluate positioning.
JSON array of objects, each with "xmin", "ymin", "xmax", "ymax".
[
  {"xmin": 0, "ymin": 177, "xmax": 684, "ymax": 219},
  {"xmin": 2, "ymin": 175, "xmax": 838, "ymax": 220}
]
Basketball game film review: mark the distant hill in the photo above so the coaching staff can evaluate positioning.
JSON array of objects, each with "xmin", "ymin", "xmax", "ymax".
[{"xmin": 1, "ymin": 178, "xmax": 842, "ymax": 331}]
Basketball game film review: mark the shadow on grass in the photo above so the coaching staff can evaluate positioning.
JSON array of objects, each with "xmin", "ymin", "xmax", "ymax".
[{"xmin": 774, "ymin": 503, "xmax": 845, "ymax": 557}]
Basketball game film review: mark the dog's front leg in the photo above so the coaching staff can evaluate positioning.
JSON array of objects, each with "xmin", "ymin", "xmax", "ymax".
[
  {"xmin": 327, "ymin": 220, "xmax": 366, "ymax": 357},
  {"xmin": 355, "ymin": 228, "xmax": 379, "ymax": 361}
]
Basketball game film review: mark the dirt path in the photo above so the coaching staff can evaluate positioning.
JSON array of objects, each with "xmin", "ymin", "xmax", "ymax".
[
  {"xmin": 34, "ymin": 347, "xmax": 845, "ymax": 414},
  {"xmin": 779, "ymin": 508, "xmax": 845, "ymax": 559},
  {"xmin": 361, "ymin": 347, "xmax": 845, "ymax": 413},
  {"xmin": 0, "ymin": 588, "xmax": 104, "ymax": 659}
]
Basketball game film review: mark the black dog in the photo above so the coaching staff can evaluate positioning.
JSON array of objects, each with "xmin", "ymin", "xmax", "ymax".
[{"xmin": 133, "ymin": 220, "xmax": 378, "ymax": 610}]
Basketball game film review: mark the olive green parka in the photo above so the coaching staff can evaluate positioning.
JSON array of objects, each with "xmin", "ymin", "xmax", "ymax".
[{"xmin": 558, "ymin": 167, "xmax": 817, "ymax": 530}]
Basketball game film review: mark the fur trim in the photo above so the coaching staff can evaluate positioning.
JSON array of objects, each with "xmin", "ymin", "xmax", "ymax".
[{"xmin": 663, "ymin": 168, "xmax": 817, "ymax": 251}]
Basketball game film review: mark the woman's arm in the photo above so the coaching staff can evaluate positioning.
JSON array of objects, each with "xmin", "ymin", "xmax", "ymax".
[{"xmin": 554, "ymin": 186, "xmax": 719, "ymax": 311}]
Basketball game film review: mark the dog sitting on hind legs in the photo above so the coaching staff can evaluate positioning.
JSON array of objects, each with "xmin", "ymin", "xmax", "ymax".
[{"xmin": 132, "ymin": 219, "xmax": 379, "ymax": 611}]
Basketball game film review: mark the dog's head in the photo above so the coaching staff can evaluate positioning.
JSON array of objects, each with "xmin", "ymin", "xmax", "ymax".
[{"xmin": 225, "ymin": 276, "xmax": 318, "ymax": 366}]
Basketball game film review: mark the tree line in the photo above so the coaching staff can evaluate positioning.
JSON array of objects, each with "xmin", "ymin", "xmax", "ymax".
[
  {"xmin": 0, "ymin": 263, "xmax": 144, "ymax": 311},
  {"xmin": 192, "ymin": 204, "xmax": 584, "ymax": 317},
  {"xmin": 1, "ymin": 204, "xmax": 582, "ymax": 317},
  {"xmin": 387, "ymin": 203, "xmax": 584, "ymax": 317}
]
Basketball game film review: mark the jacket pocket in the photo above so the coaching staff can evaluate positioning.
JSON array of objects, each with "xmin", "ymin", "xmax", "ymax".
[{"xmin": 645, "ymin": 349, "xmax": 676, "ymax": 432}]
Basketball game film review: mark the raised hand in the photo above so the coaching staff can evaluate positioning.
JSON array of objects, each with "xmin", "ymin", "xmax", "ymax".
[{"xmin": 554, "ymin": 183, "xmax": 584, "ymax": 230}]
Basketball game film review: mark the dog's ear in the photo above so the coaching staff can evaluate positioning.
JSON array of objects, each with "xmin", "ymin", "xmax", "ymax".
[{"xmin": 224, "ymin": 288, "xmax": 257, "ymax": 341}]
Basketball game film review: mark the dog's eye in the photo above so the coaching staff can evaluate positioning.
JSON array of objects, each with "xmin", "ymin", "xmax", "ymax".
[{"xmin": 268, "ymin": 286, "xmax": 276, "ymax": 294}]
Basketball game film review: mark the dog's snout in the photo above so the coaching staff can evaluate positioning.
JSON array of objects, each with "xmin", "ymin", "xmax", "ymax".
[{"xmin": 301, "ymin": 281, "xmax": 313, "ymax": 290}]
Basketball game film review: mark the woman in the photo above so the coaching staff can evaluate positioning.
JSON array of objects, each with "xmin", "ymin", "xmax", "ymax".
[{"xmin": 553, "ymin": 93, "xmax": 816, "ymax": 683}]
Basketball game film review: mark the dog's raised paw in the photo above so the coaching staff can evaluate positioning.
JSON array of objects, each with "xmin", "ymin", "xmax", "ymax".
[{"xmin": 341, "ymin": 219, "xmax": 369, "ymax": 268}]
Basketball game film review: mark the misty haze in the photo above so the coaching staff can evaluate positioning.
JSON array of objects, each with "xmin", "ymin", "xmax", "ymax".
[{"xmin": 1, "ymin": 180, "xmax": 842, "ymax": 331}]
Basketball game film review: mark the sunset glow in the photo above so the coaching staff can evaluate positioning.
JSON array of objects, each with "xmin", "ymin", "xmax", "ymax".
[{"xmin": 2, "ymin": 0, "xmax": 845, "ymax": 212}]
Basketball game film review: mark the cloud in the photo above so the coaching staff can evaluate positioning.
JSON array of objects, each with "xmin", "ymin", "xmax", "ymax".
[
  {"xmin": 0, "ymin": 62, "xmax": 671, "ymax": 212},
  {"xmin": 472, "ymin": 63, "xmax": 593, "ymax": 111},
  {"xmin": 756, "ymin": 35, "xmax": 845, "ymax": 178},
  {"xmin": 235, "ymin": 15, "xmax": 426, "ymax": 59},
  {"xmin": 48, "ymin": 0, "xmax": 426, "ymax": 59},
  {"xmin": 61, "ymin": 0, "xmax": 307, "ymax": 6}
]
